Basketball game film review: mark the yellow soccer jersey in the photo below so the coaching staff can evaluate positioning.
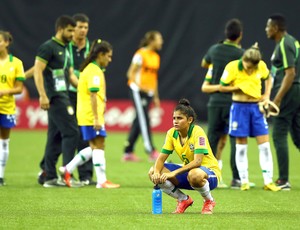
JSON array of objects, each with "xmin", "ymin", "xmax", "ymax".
[
  {"xmin": 0, "ymin": 55, "xmax": 25, "ymax": 114},
  {"xmin": 77, "ymin": 62, "xmax": 106, "ymax": 126},
  {"xmin": 220, "ymin": 60, "xmax": 269, "ymax": 99},
  {"xmin": 161, "ymin": 124, "xmax": 221, "ymax": 181}
]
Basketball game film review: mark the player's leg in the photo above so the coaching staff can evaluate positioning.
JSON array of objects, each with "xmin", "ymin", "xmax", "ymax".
[
  {"xmin": 0, "ymin": 123, "xmax": 11, "ymax": 186},
  {"xmin": 188, "ymin": 167, "xmax": 217, "ymax": 214}
]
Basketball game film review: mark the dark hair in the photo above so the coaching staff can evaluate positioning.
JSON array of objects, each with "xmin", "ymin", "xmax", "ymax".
[
  {"xmin": 174, "ymin": 98, "xmax": 197, "ymax": 123},
  {"xmin": 139, "ymin": 30, "xmax": 160, "ymax": 48},
  {"xmin": 73, "ymin": 13, "xmax": 90, "ymax": 23},
  {"xmin": 225, "ymin": 18, "xmax": 243, "ymax": 41},
  {"xmin": 55, "ymin": 15, "xmax": 76, "ymax": 31},
  {"xmin": 269, "ymin": 14, "xmax": 286, "ymax": 31},
  {"xmin": 242, "ymin": 42, "xmax": 261, "ymax": 66},
  {"xmin": 0, "ymin": 30, "xmax": 13, "ymax": 48},
  {"xmin": 80, "ymin": 39, "xmax": 113, "ymax": 71}
]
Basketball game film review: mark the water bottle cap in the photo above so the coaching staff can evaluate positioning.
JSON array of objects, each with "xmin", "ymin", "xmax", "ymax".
[{"xmin": 154, "ymin": 184, "xmax": 160, "ymax": 189}]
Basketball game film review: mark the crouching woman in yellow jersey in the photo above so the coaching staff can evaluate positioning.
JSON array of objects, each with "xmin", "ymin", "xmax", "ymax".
[
  {"xmin": 219, "ymin": 43, "xmax": 280, "ymax": 192},
  {"xmin": 149, "ymin": 99, "xmax": 220, "ymax": 214},
  {"xmin": 59, "ymin": 39, "xmax": 119, "ymax": 188},
  {"xmin": 0, "ymin": 31, "xmax": 25, "ymax": 186}
]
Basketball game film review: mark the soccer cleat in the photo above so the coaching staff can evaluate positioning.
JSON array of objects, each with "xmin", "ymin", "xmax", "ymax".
[
  {"xmin": 217, "ymin": 179, "xmax": 228, "ymax": 189},
  {"xmin": 201, "ymin": 200, "xmax": 216, "ymax": 214},
  {"xmin": 43, "ymin": 178, "xmax": 66, "ymax": 188},
  {"xmin": 275, "ymin": 179, "xmax": 291, "ymax": 191},
  {"xmin": 122, "ymin": 153, "xmax": 142, "ymax": 162},
  {"xmin": 172, "ymin": 195, "xmax": 194, "ymax": 214},
  {"xmin": 149, "ymin": 150, "xmax": 160, "ymax": 162},
  {"xmin": 81, "ymin": 178, "xmax": 97, "ymax": 186},
  {"xmin": 96, "ymin": 180, "xmax": 120, "ymax": 189},
  {"xmin": 58, "ymin": 166, "xmax": 72, "ymax": 187},
  {"xmin": 37, "ymin": 170, "xmax": 46, "ymax": 185},
  {"xmin": 0, "ymin": 178, "xmax": 5, "ymax": 186},
  {"xmin": 264, "ymin": 182, "xmax": 281, "ymax": 192},
  {"xmin": 240, "ymin": 183, "xmax": 250, "ymax": 191},
  {"xmin": 231, "ymin": 179, "xmax": 255, "ymax": 189}
]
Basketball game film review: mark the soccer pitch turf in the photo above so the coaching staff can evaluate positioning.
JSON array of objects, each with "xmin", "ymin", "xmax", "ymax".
[{"xmin": 1, "ymin": 129, "xmax": 300, "ymax": 229}]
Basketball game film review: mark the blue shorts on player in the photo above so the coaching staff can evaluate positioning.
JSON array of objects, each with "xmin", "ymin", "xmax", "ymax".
[
  {"xmin": 80, "ymin": 125, "xmax": 107, "ymax": 141},
  {"xmin": 229, "ymin": 102, "xmax": 268, "ymax": 137},
  {"xmin": 0, "ymin": 114, "xmax": 16, "ymax": 128},
  {"xmin": 164, "ymin": 163, "xmax": 218, "ymax": 190}
]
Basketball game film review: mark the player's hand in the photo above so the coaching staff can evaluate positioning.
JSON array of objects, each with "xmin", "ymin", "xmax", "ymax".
[
  {"xmin": 39, "ymin": 95, "xmax": 50, "ymax": 110},
  {"xmin": 151, "ymin": 172, "xmax": 161, "ymax": 184},
  {"xmin": 93, "ymin": 119, "xmax": 102, "ymax": 131},
  {"xmin": 160, "ymin": 171, "xmax": 176, "ymax": 183}
]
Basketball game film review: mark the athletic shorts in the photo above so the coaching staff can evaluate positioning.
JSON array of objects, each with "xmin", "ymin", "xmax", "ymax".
[
  {"xmin": 80, "ymin": 126, "xmax": 107, "ymax": 141},
  {"xmin": 164, "ymin": 163, "xmax": 218, "ymax": 190},
  {"xmin": 229, "ymin": 102, "xmax": 268, "ymax": 137},
  {"xmin": 0, "ymin": 114, "xmax": 16, "ymax": 128}
]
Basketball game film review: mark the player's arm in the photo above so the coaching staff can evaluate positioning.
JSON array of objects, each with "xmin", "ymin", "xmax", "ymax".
[
  {"xmin": 272, "ymin": 67, "xmax": 295, "ymax": 107},
  {"xmin": 0, "ymin": 81, "xmax": 23, "ymax": 97},
  {"xmin": 261, "ymin": 75, "xmax": 272, "ymax": 101},
  {"xmin": 25, "ymin": 66, "xmax": 34, "ymax": 79},
  {"xmin": 151, "ymin": 153, "xmax": 169, "ymax": 184},
  {"xmin": 90, "ymin": 91, "xmax": 101, "ymax": 130},
  {"xmin": 219, "ymin": 82, "xmax": 239, "ymax": 93},
  {"xmin": 34, "ymin": 59, "xmax": 50, "ymax": 110},
  {"xmin": 160, "ymin": 154, "xmax": 204, "ymax": 182},
  {"xmin": 201, "ymin": 81, "xmax": 221, "ymax": 93},
  {"xmin": 127, "ymin": 63, "xmax": 141, "ymax": 91}
]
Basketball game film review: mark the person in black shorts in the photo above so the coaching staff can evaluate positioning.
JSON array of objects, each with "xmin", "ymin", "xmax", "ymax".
[{"xmin": 201, "ymin": 19, "xmax": 245, "ymax": 188}]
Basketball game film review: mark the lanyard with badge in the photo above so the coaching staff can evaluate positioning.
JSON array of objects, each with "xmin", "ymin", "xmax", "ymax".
[
  {"xmin": 68, "ymin": 38, "xmax": 90, "ymax": 91},
  {"xmin": 50, "ymin": 47, "xmax": 69, "ymax": 92}
]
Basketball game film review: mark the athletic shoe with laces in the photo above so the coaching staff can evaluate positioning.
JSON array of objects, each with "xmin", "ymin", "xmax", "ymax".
[
  {"xmin": 43, "ymin": 178, "xmax": 66, "ymax": 188},
  {"xmin": 240, "ymin": 183, "xmax": 250, "ymax": 191},
  {"xmin": 275, "ymin": 179, "xmax": 291, "ymax": 191},
  {"xmin": 264, "ymin": 182, "xmax": 281, "ymax": 191},
  {"xmin": 58, "ymin": 166, "xmax": 72, "ymax": 187},
  {"xmin": 0, "ymin": 178, "xmax": 5, "ymax": 186},
  {"xmin": 149, "ymin": 150, "xmax": 159, "ymax": 162},
  {"xmin": 231, "ymin": 179, "xmax": 256, "ymax": 189},
  {"xmin": 201, "ymin": 200, "xmax": 216, "ymax": 214},
  {"xmin": 217, "ymin": 179, "xmax": 228, "ymax": 189},
  {"xmin": 122, "ymin": 152, "xmax": 142, "ymax": 162},
  {"xmin": 96, "ymin": 180, "xmax": 120, "ymax": 189},
  {"xmin": 172, "ymin": 195, "xmax": 194, "ymax": 214}
]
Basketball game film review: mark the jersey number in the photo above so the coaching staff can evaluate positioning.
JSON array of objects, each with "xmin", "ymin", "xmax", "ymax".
[
  {"xmin": 1, "ymin": 75, "xmax": 7, "ymax": 83},
  {"xmin": 182, "ymin": 154, "xmax": 190, "ymax": 164}
]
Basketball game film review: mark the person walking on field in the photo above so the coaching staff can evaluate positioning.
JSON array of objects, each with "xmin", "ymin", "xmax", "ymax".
[
  {"xmin": 265, "ymin": 14, "xmax": 300, "ymax": 190},
  {"xmin": 0, "ymin": 31, "xmax": 26, "ymax": 186},
  {"xmin": 122, "ymin": 31, "xmax": 163, "ymax": 162}
]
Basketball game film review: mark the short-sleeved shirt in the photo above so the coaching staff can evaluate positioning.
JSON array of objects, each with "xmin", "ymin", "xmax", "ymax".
[
  {"xmin": 35, "ymin": 37, "xmax": 70, "ymax": 100},
  {"xmin": 220, "ymin": 60, "xmax": 270, "ymax": 99},
  {"xmin": 161, "ymin": 124, "xmax": 221, "ymax": 181},
  {"xmin": 77, "ymin": 62, "xmax": 106, "ymax": 126},
  {"xmin": 127, "ymin": 48, "xmax": 160, "ymax": 93},
  {"xmin": 270, "ymin": 33, "xmax": 300, "ymax": 93},
  {"xmin": 68, "ymin": 38, "xmax": 90, "ymax": 92},
  {"xmin": 203, "ymin": 41, "xmax": 244, "ymax": 106},
  {"xmin": 0, "ymin": 54, "xmax": 25, "ymax": 114}
]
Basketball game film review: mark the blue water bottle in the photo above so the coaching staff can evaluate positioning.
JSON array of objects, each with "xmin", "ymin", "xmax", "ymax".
[{"xmin": 152, "ymin": 185, "xmax": 162, "ymax": 214}]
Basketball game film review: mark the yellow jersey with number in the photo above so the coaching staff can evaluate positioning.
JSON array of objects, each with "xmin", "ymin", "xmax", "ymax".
[
  {"xmin": 161, "ymin": 124, "xmax": 220, "ymax": 180},
  {"xmin": 77, "ymin": 62, "xmax": 106, "ymax": 126},
  {"xmin": 0, "ymin": 55, "xmax": 25, "ymax": 114}
]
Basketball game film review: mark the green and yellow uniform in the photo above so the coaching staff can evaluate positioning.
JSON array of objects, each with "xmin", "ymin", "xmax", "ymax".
[
  {"xmin": 77, "ymin": 62, "xmax": 106, "ymax": 126},
  {"xmin": 161, "ymin": 124, "xmax": 221, "ymax": 181},
  {"xmin": 0, "ymin": 54, "xmax": 25, "ymax": 114}
]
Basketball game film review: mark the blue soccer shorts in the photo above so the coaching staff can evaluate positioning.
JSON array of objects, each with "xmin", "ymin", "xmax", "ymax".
[
  {"xmin": 80, "ymin": 125, "xmax": 107, "ymax": 141},
  {"xmin": 164, "ymin": 163, "xmax": 218, "ymax": 190},
  {"xmin": 229, "ymin": 102, "xmax": 269, "ymax": 137},
  {"xmin": 0, "ymin": 114, "xmax": 16, "ymax": 128}
]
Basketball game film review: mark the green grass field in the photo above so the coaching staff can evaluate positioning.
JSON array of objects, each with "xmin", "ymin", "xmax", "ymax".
[{"xmin": 1, "ymin": 128, "xmax": 300, "ymax": 229}]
